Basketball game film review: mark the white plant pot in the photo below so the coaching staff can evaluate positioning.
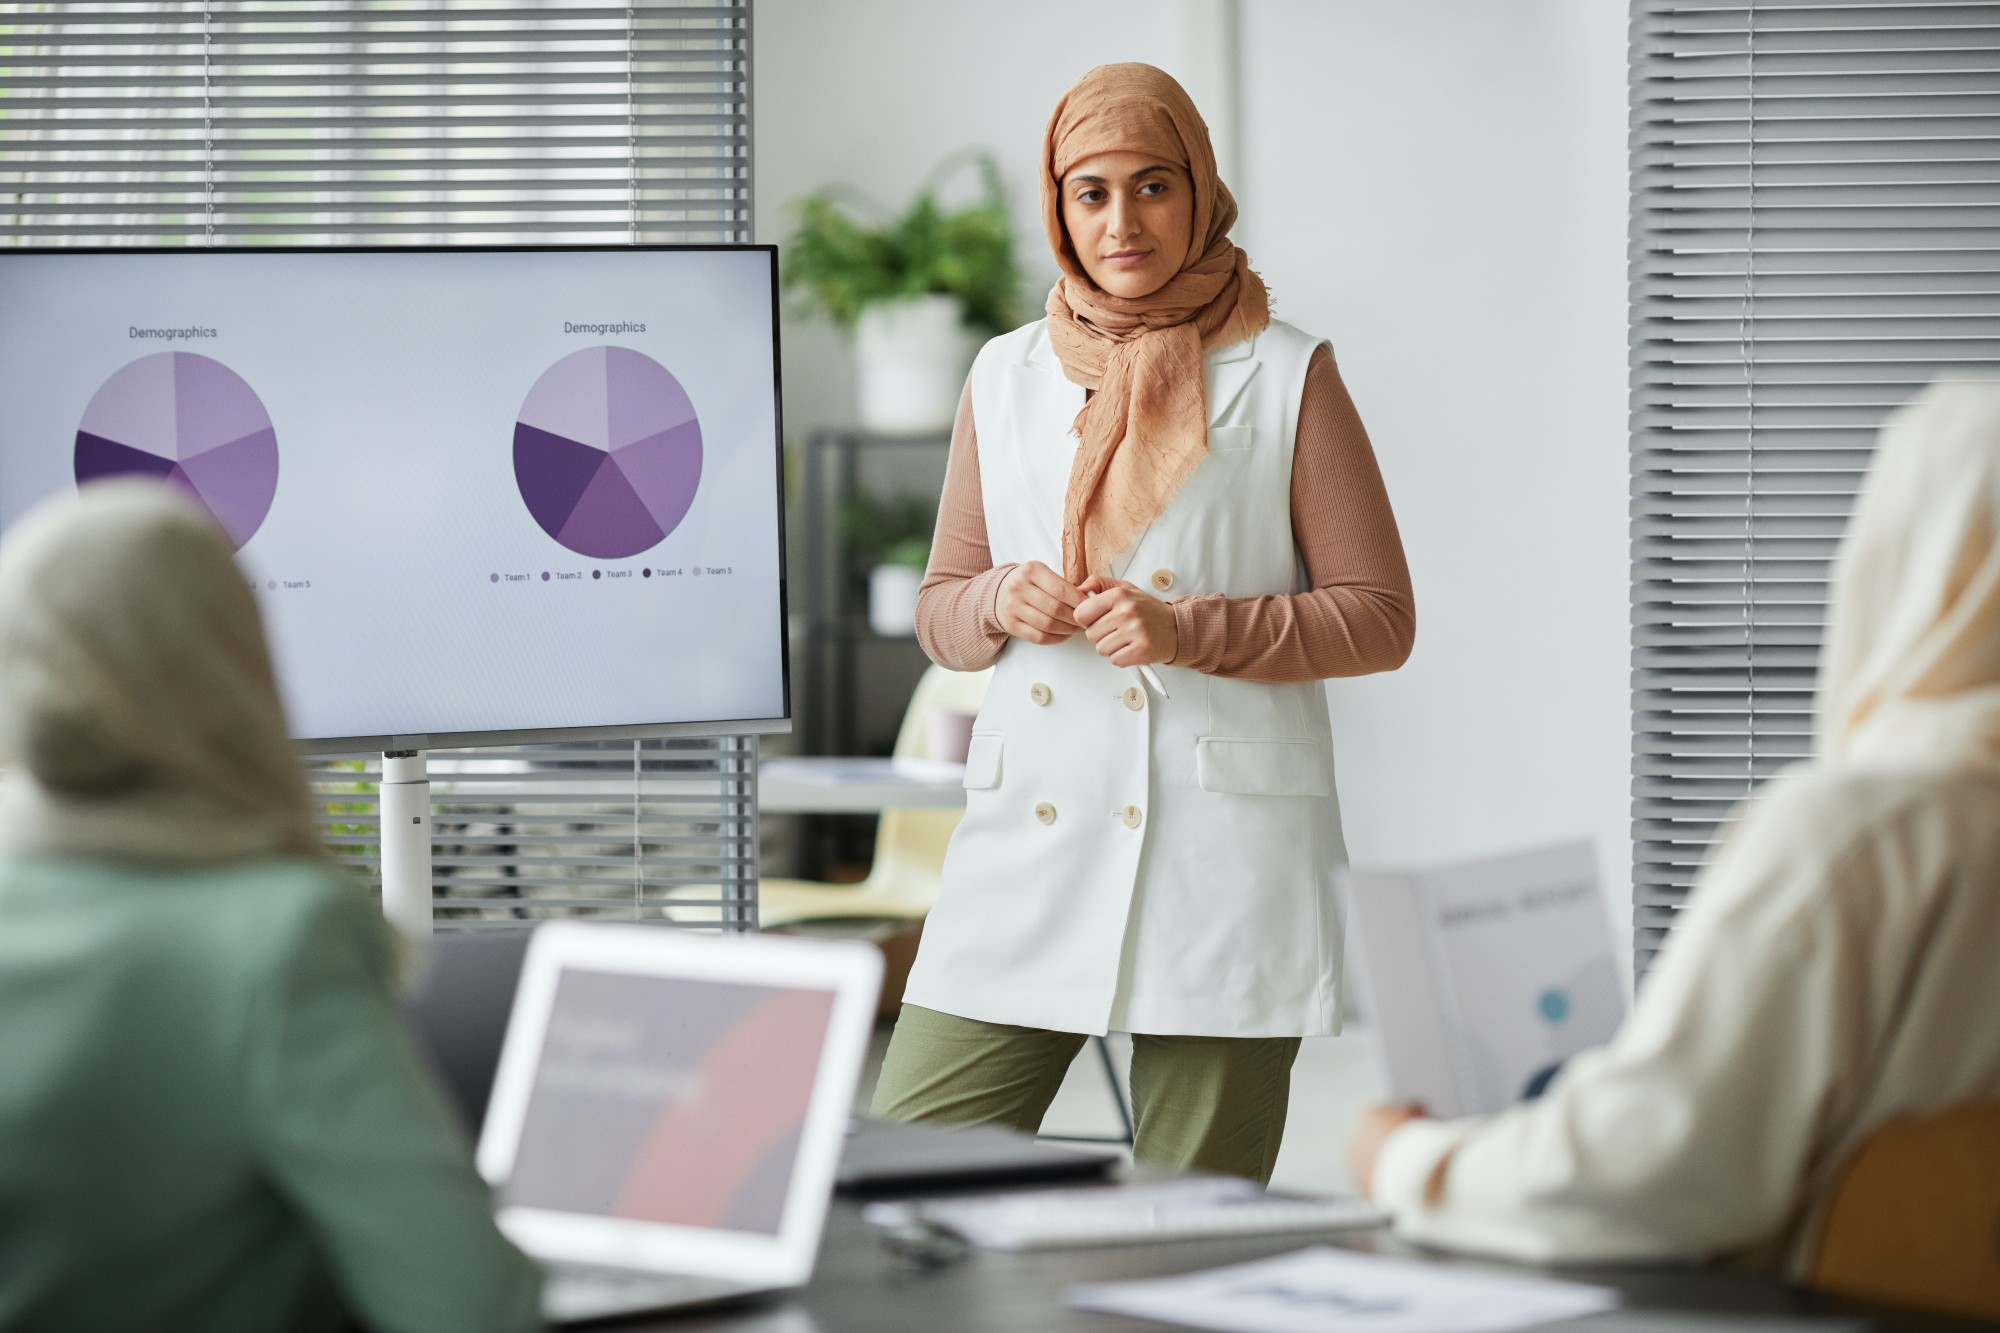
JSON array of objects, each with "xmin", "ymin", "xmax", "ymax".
[
  {"xmin": 854, "ymin": 293, "xmax": 979, "ymax": 436},
  {"xmin": 868, "ymin": 563, "xmax": 923, "ymax": 637}
]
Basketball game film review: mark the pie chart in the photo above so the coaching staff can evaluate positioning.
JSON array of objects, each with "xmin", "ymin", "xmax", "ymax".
[
  {"xmin": 73, "ymin": 351, "xmax": 279, "ymax": 551},
  {"xmin": 513, "ymin": 345, "xmax": 703, "ymax": 559}
]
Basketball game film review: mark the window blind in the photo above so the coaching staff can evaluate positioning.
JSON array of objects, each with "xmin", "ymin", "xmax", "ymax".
[
  {"xmin": 313, "ymin": 739, "xmax": 759, "ymax": 929},
  {"xmin": 0, "ymin": 0, "xmax": 749, "ymax": 244},
  {"xmin": 0, "ymin": 0, "xmax": 762, "ymax": 928},
  {"xmin": 1630, "ymin": 0, "xmax": 2000, "ymax": 977}
]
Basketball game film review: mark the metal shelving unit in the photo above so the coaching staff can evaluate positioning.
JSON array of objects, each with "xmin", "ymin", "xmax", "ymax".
[
  {"xmin": 797, "ymin": 428, "xmax": 951, "ymax": 756},
  {"xmin": 792, "ymin": 427, "xmax": 950, "ymax": 876}
]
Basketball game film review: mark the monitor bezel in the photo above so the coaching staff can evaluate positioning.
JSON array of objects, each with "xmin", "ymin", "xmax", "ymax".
[{"xmin": 0, "ymin": 243, "xmax": 791, "ymax": 754}]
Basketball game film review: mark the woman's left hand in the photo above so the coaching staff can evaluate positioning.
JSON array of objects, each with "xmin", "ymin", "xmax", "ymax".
[{"xmin": 1075, "ymin": 577, "xmax": 1178, "ymax": 667}]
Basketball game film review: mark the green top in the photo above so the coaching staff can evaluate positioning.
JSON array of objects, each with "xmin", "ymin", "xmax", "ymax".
[{"xmin": 0, "ymin": 855, "xmax": 543, "ymax": 1333}]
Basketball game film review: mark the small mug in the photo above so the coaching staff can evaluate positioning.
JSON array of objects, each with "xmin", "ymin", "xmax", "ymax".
[{"xmin": 927, "ymin": 710, "xmax": 977, "ymax": 763}]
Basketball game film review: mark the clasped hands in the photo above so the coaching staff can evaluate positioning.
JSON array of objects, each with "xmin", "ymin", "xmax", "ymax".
[{"xmin": 997, "ymin": 561, "xmax": 1177, "ymax": 668}]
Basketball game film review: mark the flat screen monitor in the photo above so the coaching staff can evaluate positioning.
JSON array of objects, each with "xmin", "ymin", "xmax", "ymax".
[{"xmin": 0, "ymin": 246, "xmax": 787, "ymax": 753}]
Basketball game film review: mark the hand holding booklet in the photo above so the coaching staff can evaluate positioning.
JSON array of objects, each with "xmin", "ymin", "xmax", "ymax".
[
  {"xmin": 1342, "ymin": 840, "xmax": 1627, "ymax": 1117},
  {"xmin": 1066, "ymin": 1246, "xmax": 1620, "ymax": 1333}
]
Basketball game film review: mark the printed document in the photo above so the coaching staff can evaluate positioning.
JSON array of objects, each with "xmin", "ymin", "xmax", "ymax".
[
  {"xmin": 1066, "ymin": 1245, "xmax": 1619, "ymax": 1333},
  {"xmin": 1343, "ymin": 840, "xmax": 1626, "ymax": 1117}
]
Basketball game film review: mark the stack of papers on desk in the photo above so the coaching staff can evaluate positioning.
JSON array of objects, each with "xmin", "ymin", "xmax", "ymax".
[
  {"xmin": 1067, "ymin": 1246, "xmax": 1619, "ymax": 1333},
  {"xmin": 863, "ymin": 1178, "xmax": 1383, "ymax": 1251}
]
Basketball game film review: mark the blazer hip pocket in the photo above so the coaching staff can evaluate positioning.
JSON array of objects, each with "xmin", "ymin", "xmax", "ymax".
[{"xmin": 1195, "ymin": 737, "xmax": 1331, "ymax": 797}]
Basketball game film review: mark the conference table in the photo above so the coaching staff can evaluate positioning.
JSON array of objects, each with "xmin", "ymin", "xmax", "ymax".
[
  {"xmin": 406, "ymin": 940, "xmax": 1984, "ymax": 1333},
  {"xmin": 619, "ymin": 1136, "xmax": 1988, "ymax": 1333}
]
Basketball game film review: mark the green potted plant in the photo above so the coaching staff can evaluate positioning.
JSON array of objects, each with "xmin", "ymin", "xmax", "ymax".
[
  {"xmin": 784, "ymin": 151, "xmax": 1021, "ymax": 435},
  {"xmin": 869, "ymin": 537, "xmax": 932, "ymax": 637},
  {"xmin": 842, "ymin": 491, "xmax": 935, "ymax": 636}
]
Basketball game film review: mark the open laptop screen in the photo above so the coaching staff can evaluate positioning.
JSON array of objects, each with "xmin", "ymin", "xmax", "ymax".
[{"xmin": 501, "ymin": 969, "xmax": 836, "ymax": 1237}]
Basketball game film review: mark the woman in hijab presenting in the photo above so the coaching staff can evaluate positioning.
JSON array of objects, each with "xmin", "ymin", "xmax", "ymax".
[
  {"xmin": 0, "ymin": 483, "xmax": 540, "ymax": 1332},
  {"xmin": 874, "ymin": 64, "xmax": 1415, "ymax": 1181}
]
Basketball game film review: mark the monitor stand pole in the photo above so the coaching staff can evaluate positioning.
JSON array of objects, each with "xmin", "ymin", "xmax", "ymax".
[{"xmin": 379, "ymin": 749, "xmax": 433, "ymax": 940}]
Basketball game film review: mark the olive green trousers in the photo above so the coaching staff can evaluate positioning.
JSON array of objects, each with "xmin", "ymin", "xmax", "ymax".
[{"xmin": 870, "ymin": 1004, "xmax": 1300, "ymax": 1185}]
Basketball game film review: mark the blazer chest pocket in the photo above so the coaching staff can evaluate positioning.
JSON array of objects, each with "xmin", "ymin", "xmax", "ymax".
[
  {"xmin": 1195, "ymin": 737, "xmax": 1331, "ymax": 797},
  {"xmin": 1208, "ymin": 424, "xmax": 1254, "ymax": 453},
  {"xmin": 962, "ymin": 733, "xmax": 1003, "ymax": 790}
]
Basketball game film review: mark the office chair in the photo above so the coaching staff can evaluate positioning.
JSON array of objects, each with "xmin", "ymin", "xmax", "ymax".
[
  {"xmin": 660, "ymin": 663, "xmax": 986, "ymax": 949},
  {"xmin": 755, "ymin": 662, "xmax": 992, "ymax": 934},
  {"xmin": 1809, "ymin": 1100, "xmax": 2000, "ymax": 1321}
]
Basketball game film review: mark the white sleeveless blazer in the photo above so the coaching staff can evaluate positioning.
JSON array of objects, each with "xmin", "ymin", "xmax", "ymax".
[{"xmin": 899, "ymin": 317, "xmax": 1346, "ymax": 1038}]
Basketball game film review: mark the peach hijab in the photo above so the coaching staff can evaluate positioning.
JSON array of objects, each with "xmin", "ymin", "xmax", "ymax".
[{"xmin": 1041, "ymin": 63, "xmax": 1270, "ymax": 584}]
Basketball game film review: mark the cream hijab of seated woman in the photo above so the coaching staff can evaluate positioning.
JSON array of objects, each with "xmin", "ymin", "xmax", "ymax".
[
  {"xmin": 0, "ymin": 479, "xmax": 323, "ymax": 864},
  {"xmin": 1353, "ymin": 379, "xmax": 2000, "ymax": 1274}
]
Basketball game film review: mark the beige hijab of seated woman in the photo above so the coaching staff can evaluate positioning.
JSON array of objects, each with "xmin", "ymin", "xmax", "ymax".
[
  {"xmin": 0, "ymin": 481, "xmax": 322, "ymax": 864},
  {"xmin": 1817, "ymin": 380, "xmax": 2000, "ymax": 767}
]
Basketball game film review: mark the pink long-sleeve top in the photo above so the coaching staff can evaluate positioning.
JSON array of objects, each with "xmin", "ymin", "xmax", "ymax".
[{"xmin": 914, "ymin": 344, "xmax": 1416, "ymax": 682}]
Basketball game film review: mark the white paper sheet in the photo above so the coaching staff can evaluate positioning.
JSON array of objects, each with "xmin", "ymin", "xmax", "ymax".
[{"xmin": 1066, "ymin": 1245, "xmax": 1619, "ymax": 1333}]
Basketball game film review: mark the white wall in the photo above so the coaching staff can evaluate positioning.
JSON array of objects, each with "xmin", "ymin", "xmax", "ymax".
[
  {"xmin": 755, "ymin": 0, "xmax": 1633, "ymax": 963},
  {"xmin": 1237, "ymin": 1, "xmax": 1633, "ymax": 963}
]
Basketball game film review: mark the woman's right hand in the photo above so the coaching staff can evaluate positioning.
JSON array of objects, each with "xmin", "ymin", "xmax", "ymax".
[{"xmin": 997, "ymin": 561, "xmax": 1085, "ymax": 645}]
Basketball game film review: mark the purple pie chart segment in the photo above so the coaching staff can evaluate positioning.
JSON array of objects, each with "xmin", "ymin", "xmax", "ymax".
[
  {"xmin": 513, "ymin": 346, "xmax": 703, "ymax": 559},
  {"xmin": 73, "ymin": 351, "xmax": 279, "ymax": 550}
]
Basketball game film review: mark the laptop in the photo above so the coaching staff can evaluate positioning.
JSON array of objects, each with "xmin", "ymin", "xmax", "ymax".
[
  {"xmin": 475, "ymin": 922, "xmax": 883, "ymax": 1325},
  {"xmin": 835, "ymin": 1118, "xmax": 1119, "ymax": 1196}
]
